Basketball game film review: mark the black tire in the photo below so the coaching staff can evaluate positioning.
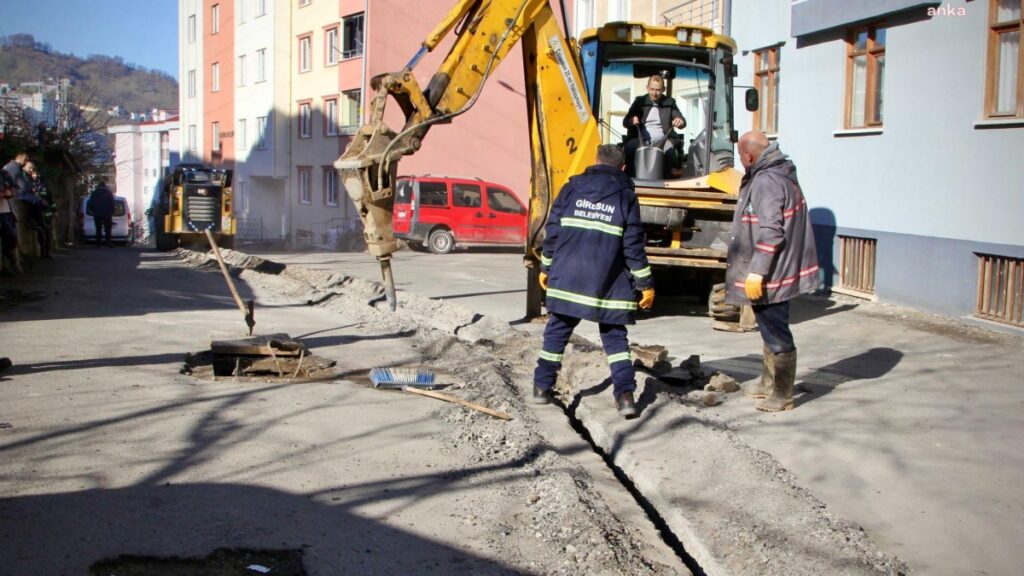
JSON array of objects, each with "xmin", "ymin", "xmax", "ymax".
[
  {"xmin": 428, "ymin": 228, "xmax": 455, "ymax": 254},
  {"xmin": 155, "ymin": 228, "xmax": 179, "ymax": 251},
  {"xmin": 219, "ymin": 235, "xmax": 234, "ymax": 250}
]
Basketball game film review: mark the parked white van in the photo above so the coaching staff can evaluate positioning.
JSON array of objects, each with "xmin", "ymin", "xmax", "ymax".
[{"xmin": 78, "ymin": 195, "xmax": 132, "ymax": 244}]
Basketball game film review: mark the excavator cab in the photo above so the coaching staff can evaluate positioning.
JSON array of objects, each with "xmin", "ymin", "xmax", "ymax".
[{"xmin": 577, "ymin": 24, "xmax": 738, "ymax": 183}]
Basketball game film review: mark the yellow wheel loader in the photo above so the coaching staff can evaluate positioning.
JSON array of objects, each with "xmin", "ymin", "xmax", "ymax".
[{"xmin": 153, "ymin": 163, "xmax": 236, "ymax": 251}]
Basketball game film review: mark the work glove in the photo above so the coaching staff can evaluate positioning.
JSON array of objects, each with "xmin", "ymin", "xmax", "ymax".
[
  {"xmin": 639, "ymin": 288, "xmax": 655, "ymax": 310},
  {"xmin": 539, "ymin": 272, "xmax": 548, "ymax": 290},
  {"xmin": 744, "ymin": 273, "xmax": 764, "ymax": 302}
]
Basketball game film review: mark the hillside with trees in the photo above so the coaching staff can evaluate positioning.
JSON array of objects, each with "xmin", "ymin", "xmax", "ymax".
[{"xmin": 0, "ymin": 33, "xmax": 178, "ymax": 119}]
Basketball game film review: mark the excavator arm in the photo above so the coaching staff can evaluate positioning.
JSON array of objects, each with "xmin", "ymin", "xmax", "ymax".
[{"xmin": 335, "ymin": 0, "xmax": 600, "ymax": 313}]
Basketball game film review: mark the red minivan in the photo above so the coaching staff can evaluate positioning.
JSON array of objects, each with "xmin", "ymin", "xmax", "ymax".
[{"xmin": 393, "ymin": 175, "xmax": 528, "ymax": 254}]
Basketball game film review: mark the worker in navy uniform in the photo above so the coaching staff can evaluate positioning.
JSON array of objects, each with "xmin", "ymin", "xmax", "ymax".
[{"xmin": 533, "ymin": 144, "xmax": 655, "ymax": 419}]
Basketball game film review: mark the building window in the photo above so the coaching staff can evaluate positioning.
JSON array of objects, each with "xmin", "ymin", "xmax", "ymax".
[
  {"xmin": 256, "ymin": 115, "xmax": 268, "ymax": 149},
  {"xmin": 237, "ymin": 118, "xmax": 247, "ymax": 150},
  {"xmin": 212, "ymin": 121, "xmax": 221, "ymax": 151},
  {"xmin": 188, "ymin": 124, "xmax": 197, "ymax": 154},
  {"xmin": 238, "ymin": 54, "xmax": 247, "ymax": 86},
  {"xmin": 976, "ymin": 253, "xmax": 1024, "ymax": 327},
  {"xmin": 211, "ymin": 62, "xmax": 220, "ymax": 92},
  {"xmin": 188, "ymin": 69, "xmax": 196, "ymax": 98},
  {"xmin": 326, "ymin": 26, "xmax": 340, "ymax": 65},
  {"xmin": 343, "ymin": 13, "xmax": 364, "ymax": 58},
  {"xmin": 324, "ymin": 97, "xmax": 339, "ymax": 136},
  {"xmin": 323, "ymin": 167, "xmax": 339, "ymax": 206},
  {"xmin": 838, "ymin": 235, "xmax": 877, "ymax": 296},
  {"xmin": 299, "ymin": 0, "xmax": 311, "ymax": 6},
  {"xmin": 341, "ymin": 89, "xmax": 361, "ymax": 133},
  {"xmin": 574, "ymin": 0, "xmax": 594, "ymax": 36},
  {"xmin": 299, "ymin": 34, "xmax": 312, "ymax": 72},
  {"xmin": 608, "ymin": 0, "xmax": 628, "ymax": 21},
  {"xmin": 211, "ymin": 4, "xmax": 220, "ymax": 34},
  {"xmin": 237, "ymin": 180, "xmax": 248, "ymax": 213},
  {"xmin": 845, "ymin": 25, "xmax": 885, "ymax": 128},
  {"xmin": 256, "ymin": 0, "xmax": 266, "ymax": 17},
  {"xmin": 238, "ymin": 0, "xmax": 247, "ymax": 23},
  {"xmin": 298, "ymin": 101, "xmax": 312, "ymax": 138},
  {"xmin": 298, "ymin": 167, "xmax": 312, "ymax": 204},
  {"xmin": 986, "ymin": 0, "xmax": 1023, "ymax": 117},
  {"xmin": 188, "ymin": 14, "xmax": 196, "ymax": 43},
  {"xmin": 753, "ymin": 46, "xmax": 780, "ymax": 134},
  {"xmin": 256, "ymin": 48, "xmax": 267, "ymax": 82}
]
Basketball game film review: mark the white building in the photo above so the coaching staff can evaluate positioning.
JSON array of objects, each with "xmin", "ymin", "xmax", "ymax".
[{"xmin": 108, "ymin": 116, "xmax": 181, "ymax": 236}]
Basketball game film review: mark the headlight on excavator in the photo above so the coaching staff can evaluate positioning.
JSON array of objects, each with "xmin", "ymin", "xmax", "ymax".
[
  {"xmin": 676, "ymin": 29, "xmax": 689, "ymax": 43},
  {"xmin": 691, "ymin": 30, "xmax": 705, "ymax": 45},
  {"xmin": 631, "ymin": 25, "xmax": 643, "ymax": 41}
]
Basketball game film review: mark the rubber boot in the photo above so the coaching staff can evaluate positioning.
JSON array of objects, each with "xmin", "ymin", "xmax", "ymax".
[
  {"xmin": 744, "ymin": 344, "xmax": 774, "ymax": 399},
  {"xmin": 756, "ymin": 349, "xmax": 796, "ymax": 412}
]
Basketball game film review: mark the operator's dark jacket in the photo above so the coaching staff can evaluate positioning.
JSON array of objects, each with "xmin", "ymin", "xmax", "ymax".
[
  {"xmin": 89, "ymin": 184, "xmax": 116, "ymax": 219},
  {"xmin": 622, "ymin": 95, "xmax": 685, "ymax": 142},
  {"xmin": 725, "ymin": 142, "xmax": 819, "ymax": 305},
  {"xmin": 541, "ymin": 164, "xmax": 653, "ymax": 325}
]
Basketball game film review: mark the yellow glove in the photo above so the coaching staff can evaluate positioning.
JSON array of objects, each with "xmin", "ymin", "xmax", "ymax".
[
  {"xmin": 744, "ymin": 273, "xmax": 764, "ymax": 302},
  {"xmin": 539, "ymin": 272, "xmax": 548, "ymax": 290},
  {"xmin": 639, "ymin": 288, "xmax": 655, "ymax": 310}
]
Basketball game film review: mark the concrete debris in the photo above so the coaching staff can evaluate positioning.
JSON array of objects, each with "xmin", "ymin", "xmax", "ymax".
[
  {"xmin": 629, "ymin": 343, "xmax": 668, "ymax": 370},
  {"xmin": 703, "ymin": 391, "xmax": 720, "ymax": 406},
  {"xmin": 680, "ymin": 354, "xmax": 701, "ymax": 371},
  {"xmin": 705, "ymin": 372, "xmax": 740, "ymax": 393}
]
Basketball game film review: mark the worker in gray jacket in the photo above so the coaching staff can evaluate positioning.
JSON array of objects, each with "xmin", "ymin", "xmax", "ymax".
[{"xmin": 725, "ymin": 131, "xmax": 819, "ymax": 411}]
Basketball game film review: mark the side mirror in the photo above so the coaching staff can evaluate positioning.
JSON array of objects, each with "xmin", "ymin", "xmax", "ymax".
[{"xmin": 745, "ymin": 88, "xmax": 760, "ymax": 112}]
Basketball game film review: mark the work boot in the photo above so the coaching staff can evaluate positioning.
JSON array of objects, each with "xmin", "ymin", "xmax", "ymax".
[
  {"xmin": 616, "ymin": 391, "xmax": 638, "ymax": 419},
  {"xmin": 532, "ymin": 385, "xmax": 555, "ymax": 405},
  {"xmin": 756, "ymin": 349, "xmax": 796, "ymax": 412},
  {"xmin": 744, "ymin": 344, "xmax": 775, "ymax": 399},
  {"xmin": 0, "ymin": 357, "xmax": 12, "ymax": 372}
]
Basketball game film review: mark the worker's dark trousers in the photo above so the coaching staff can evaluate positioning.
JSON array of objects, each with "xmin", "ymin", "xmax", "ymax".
[
  {"xmin": 752, "ymin": 301, "xmax": 795, "ymax": 354},
  {"xmin": 94, "ymin": 216, "xmax": 112, "ymax": 245},
  {"xmin": 534, "ymin": 312, "xmax": 636, "ymax": 399}
]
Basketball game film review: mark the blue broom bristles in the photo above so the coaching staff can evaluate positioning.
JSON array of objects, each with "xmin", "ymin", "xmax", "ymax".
[{"xmin": 369, "ymin": 367, "xmax": 436, "ymax": 388}]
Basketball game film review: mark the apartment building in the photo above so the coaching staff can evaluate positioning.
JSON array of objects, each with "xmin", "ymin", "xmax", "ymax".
[
  {"xmin": 727, "ymin": 0, "xmax": 1024, "ymax": 327},
  {"xmin": 233, "ymin": 0, "xmax": 291, "ymax": 240},
  {"xmin": 180, "ymin": 0, "xmax": 205, "ymax": 163}
]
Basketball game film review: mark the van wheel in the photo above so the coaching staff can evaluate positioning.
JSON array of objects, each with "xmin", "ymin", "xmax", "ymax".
[{"xmin": 428, "ymin": 229, "xmax": 454, "ymax": 254}]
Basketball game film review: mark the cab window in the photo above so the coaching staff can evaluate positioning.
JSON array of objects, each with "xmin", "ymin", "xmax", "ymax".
[
  {"xmin": 487, "ymin": 188, "xmax": 522, "ymax": 213},
  {"xmin": 452, "ymin": 183, "xmax": 482, "ymax": 208},
  {"xmin": 418, "ymin": 182, "xmax": 448, "ymax": 207}
]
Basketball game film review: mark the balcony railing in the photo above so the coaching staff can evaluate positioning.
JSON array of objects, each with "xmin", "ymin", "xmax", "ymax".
[{"xmin": 662, "ymin": 0, "xmax": 723, "ymax": 32}]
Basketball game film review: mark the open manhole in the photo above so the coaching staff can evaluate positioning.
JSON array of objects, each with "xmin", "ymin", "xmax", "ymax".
[
  {"xmin": 182, "ymin": 333, "xmax": 337, "ymax": 382},
  {"xmin": 89, "ymin": 547, "xmax": 305, "ymax": 575}
]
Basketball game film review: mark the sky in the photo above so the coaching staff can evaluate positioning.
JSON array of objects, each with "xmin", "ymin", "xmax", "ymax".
[{"xmin": 2, "ymin": 0, "xmax": 179, "ymax": 79}]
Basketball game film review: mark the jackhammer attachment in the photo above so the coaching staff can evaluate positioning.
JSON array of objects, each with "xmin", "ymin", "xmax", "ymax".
[{"xmin": 334, "ymin": 73, "xmax": 421, "ymax": 311}]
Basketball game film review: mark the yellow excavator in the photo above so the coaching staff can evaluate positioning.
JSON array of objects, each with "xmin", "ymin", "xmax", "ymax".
[{"xmin": 335, "ymin": 0, "xmax": 757, "ymax": 323}]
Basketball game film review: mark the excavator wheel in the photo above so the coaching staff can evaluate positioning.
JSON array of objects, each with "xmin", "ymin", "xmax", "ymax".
[{"xmin": 155, "ymin": 228, "xmax": 179, "ymax": 252}]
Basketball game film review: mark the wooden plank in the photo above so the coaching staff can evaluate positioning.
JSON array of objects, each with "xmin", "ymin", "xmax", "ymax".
[
  {"xmin": 210, "ymin": 333, "xmax": 303, "ymax": 357},
  {"xmin": 403, "ymin": 387, "xmax": 512, "ymax": 420},
  {"xmin": 645, "ymin": 246, "xmax": 728, "ymax": 258},
  {"xmin": 646, "ymin": 255, "xmax": 727, "ymax": 269}
]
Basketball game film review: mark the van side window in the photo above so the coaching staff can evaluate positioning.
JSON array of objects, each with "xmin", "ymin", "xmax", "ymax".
[
  {"xmin": 419, "ymin": 182, "xmax": 448, "ymax": 207},
  {"xmin": 487, "ymin": 187, "xmax": 522, "ymax": 213},
  {"xmin": 453, "ymin": 183, "xmax": 482, "ymax": 208}
]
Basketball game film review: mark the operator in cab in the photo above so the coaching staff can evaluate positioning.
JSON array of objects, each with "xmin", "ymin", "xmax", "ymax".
[{"xmin": 622, "ymin": 74, "xmax": 686, "ymax": 179}]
